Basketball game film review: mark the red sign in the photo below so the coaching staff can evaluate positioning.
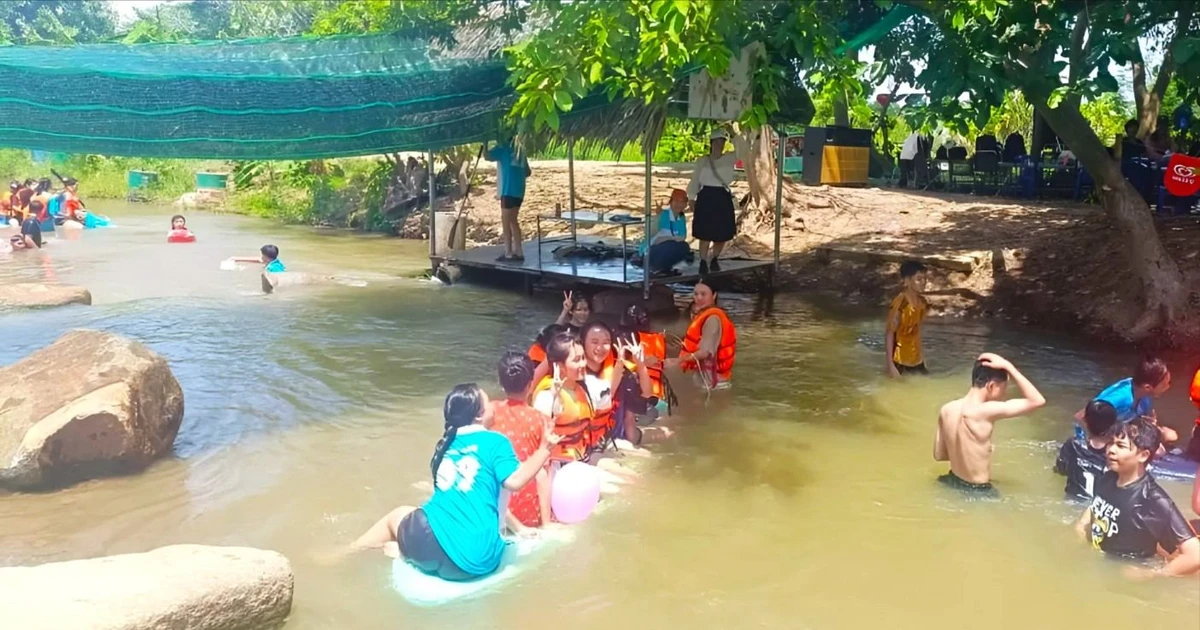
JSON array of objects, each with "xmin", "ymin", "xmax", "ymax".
[{"xmin": 1163, "ymin": 154, "xmax": 1200, "ymax": 197}]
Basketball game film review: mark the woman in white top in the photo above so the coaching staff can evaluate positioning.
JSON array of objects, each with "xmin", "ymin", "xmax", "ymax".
[{"xmin": 686, "ymin": 129, "xmax": 738, "ymax": 274}]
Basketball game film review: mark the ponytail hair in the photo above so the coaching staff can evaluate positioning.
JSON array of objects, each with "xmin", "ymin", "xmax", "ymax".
[{"xmin": 429, "ymin": 383, "xmax": 485, "ymax": 481}]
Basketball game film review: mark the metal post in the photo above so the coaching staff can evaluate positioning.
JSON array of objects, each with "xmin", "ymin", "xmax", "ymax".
[
  {"xmin": 774, "ymin": 128, "xmax": 785, "ymax": 271},
  {"xmin": 567, "ymin": 138, "xmax": 578, "ymax": 244},
  {"xmin": 643, "ymin": 139, "xmax": 652, "ymax": 299},
  {"xmin": 427, "ymin": 148, "xmax": 436, "ymax": 261}
]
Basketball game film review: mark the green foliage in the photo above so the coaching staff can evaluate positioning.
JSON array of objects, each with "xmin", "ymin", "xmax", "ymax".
[
  {"xmin": 309, "ymin": 0, "xmax": 520, "ymax": 43},
  {"xmin": 0, "ymin": 0, "xmax": 116, "ymax": 45},
  {"xmin": 1080, "ymin": 93, "xmax": 1135, "ymax": 146},
  {"xmin": 0, "ymin": 150, "xmax": 198, "ymax": 201}
]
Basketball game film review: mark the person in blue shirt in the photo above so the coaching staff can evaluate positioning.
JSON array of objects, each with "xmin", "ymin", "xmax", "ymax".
[
  {"xmin": 1073, "ymin": 356, "xmax": 1177, "ymax": 445},
  {"xmin": 485, "ymin": 138, "xmax": 532, "ymax": 263},
  {"xmin": 638, "ymin": 188, "xmax": 691, "ymax": 275},
  {"xmin": 232, "ymin": 244, "xmax": 286, "ymax": 272},
  {"xmin": 351, "ymin": 383, "xmax": 559, "ymax": 580}
]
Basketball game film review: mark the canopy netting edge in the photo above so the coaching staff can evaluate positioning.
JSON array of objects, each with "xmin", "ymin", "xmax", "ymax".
[{"xmin": 0, "ymin": 33, "xmax": 512, "ymax": 159}]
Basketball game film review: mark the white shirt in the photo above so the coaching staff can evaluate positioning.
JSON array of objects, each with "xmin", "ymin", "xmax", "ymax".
[
  {"xmin": 900, "ymin": 133, "xmax": 921, "ymax": 160},
  {"xmin": 687, "ymin": 153, "xmax": 737, "ymax": 200},
  {"xmin": 583, "ymin": 371, "xmax": 614, "ymax": 415}
]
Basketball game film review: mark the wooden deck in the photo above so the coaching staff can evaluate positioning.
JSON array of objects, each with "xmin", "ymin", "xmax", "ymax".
[{"xmin": 436, "ymin": 236, "xmax": 774, "ymax": 290}]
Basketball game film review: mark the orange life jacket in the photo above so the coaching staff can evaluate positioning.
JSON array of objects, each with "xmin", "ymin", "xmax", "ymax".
[
  {"xmin": 1190, "ymin": 368, "xmax": 1200, "ymax": 425},
  {"xmin": 533, "ymin": 375, "xmax": 593, "ymax": 461},
  {"xmin": 528, "ymin": 342, "xmax": 546, "ymax": 365},
  {"xmin": 679, "ymin": 307, "xmax": 736, "ymax": 382},
  {"xmin": 622, "ymin": 331, "xmax": 669, "ymax": 401}
]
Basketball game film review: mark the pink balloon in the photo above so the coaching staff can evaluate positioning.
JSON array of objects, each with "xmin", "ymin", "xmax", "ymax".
[{"xmin": 550, "ymin": 462, "xmax": 601, "ymax": 524}]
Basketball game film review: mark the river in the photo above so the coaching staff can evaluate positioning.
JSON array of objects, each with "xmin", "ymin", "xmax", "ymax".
[{"xmin": 1, "ymin": 202, "xmax": 1196, "ymax": 629}]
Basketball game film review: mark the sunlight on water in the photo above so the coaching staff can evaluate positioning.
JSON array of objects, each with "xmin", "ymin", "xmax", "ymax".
[{"xmin": 0, "ymin": 203, "xmax": 1196, "ymax": 629}]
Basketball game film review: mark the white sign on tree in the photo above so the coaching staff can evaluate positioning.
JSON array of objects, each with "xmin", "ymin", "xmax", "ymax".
[{"xmin": 687, "ymin": 45, "xmax": 755, "ymax": 120}]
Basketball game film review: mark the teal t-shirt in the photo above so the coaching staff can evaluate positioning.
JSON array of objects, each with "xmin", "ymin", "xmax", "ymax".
[
  {"xmin": 639, "ymin": 208, "xmax": 688, "ymax": 254},
  {"xmin": 1076, "ymin": 377, "xmax": 1154, "ymax": 439},
  {"xmin": 265, "ymin": 259, "xmax": 286, "ymax": 272},
  {"xmin": 487, "ymin": 144, "xmax": 529, "ymax": 200},
  {"xmin": 422, "ymin": 426, "xmax": 520, "ymax": 576}
]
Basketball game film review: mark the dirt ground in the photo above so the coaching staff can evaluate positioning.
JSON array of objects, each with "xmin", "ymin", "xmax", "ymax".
[{"xmin": 428, "ymin": 160, "xmax": 1200, "ymax": 348}]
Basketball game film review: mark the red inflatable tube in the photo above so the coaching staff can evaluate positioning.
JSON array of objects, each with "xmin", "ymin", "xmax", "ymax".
[{"xmin": 167, "ymin": 230, "xmax": 196, "ymax": 243}]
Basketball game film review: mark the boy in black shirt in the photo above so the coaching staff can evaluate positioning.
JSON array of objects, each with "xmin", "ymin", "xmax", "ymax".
[
  {"xmin": 1055, "ymin": 400, "xmax": 1117, "ymax": 500},
  {"xmin": 1075, "ymin": 417, "xmax": 1199, "ymax": 578}
]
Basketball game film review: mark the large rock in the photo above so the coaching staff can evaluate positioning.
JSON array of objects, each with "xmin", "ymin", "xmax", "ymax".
[
  {"xmin": 0, "ymin": 545, "xmax": 293, "ymax": 630},
  {"xmin": 0, "ymin": 283, "xmax": 91, "ymax": 309},
  {"xmin": 0, "ymin": 330, "xmax": 184, "ymax": 490}
]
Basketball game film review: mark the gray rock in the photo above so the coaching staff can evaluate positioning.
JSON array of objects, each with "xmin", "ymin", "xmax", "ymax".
[
  {"xmin": 0, "ymin": 330, "xmax": 184, "ymax": 490},
  {"xmin": 0, "ymin": 545, "xmax": 293, "ymax": 630},
  {"xmin": 0, "ymin": 283, "xmax": 91, "ymax": 309}
]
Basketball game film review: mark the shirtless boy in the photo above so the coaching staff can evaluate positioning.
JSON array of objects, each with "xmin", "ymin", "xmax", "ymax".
[{"xmin": 934, "ymin": 353, "xmax": 1046, "ymax": 495}]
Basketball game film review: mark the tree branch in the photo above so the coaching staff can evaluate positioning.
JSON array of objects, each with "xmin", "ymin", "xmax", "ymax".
[
  {"xmin": 1151, "ymin": 3, "xmax": 1196, "ymax": 102},
  {"xmin": 1066, "ymin": 8, "xmax": 1090, "ymax": 109}
]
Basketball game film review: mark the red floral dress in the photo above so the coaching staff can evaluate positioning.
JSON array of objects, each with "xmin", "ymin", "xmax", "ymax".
[{"xmin": 491, "ymin": 399, "xmax": 549, "ymax": 527}]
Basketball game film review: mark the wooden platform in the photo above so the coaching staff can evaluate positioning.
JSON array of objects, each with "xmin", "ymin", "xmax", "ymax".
[{"xmin": 437, "ymin": 236, "xmax": 774, "ymax": 289}]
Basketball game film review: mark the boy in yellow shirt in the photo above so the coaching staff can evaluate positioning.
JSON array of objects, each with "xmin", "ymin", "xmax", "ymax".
[{"xmin": 885, "ymin": 260, "xmax": 928, "ymax": 377}]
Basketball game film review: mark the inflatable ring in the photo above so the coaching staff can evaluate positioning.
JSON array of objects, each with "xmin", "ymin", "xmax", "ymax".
[{"xmin": 167, "ymin": 229, "xmax": 196, "ymax": 243}]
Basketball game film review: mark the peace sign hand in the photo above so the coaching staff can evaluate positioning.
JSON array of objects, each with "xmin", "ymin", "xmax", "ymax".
[{"xmin": 561, "ymin": 290, "xmax": 573, "ymax": 314}]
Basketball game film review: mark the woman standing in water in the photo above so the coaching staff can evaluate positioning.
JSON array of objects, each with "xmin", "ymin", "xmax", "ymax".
[
  {"xmin": 352, "ymin": 384, "xmax": 559, "ymax": 581},
  {"xmin": 580, "ymin": 321, "xmax": 652, "ymax": 453},
  {"xmin": 533, "ymin": 333, "xmax": 594, "ymax": 463},
  {"xmin": 668, "ymin": 280, "xmax": 736, "ymax": 389},
  {"xmin": 686, "ymin": 129, "xmax": 739, "ymax": 274}
]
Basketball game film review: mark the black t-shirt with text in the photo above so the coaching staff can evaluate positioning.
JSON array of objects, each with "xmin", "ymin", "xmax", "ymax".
[
  {"xmin": 1087, "ymin": 471, "xmax": 1196, "ymax": 558},
  {"xmin": 1054, "ymin": 438, "xmax": 1108, "ymax": 500}
]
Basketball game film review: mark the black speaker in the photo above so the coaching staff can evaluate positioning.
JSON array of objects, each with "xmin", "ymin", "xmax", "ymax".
[{"xmin": 802, "ymin": 126, "xmax": 827, "ymax": 185}]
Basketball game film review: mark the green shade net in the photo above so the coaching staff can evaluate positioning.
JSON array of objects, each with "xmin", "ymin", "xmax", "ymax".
[{"xmin": 0, "ymin": 34, "xmax": 512, "ymax": 159}]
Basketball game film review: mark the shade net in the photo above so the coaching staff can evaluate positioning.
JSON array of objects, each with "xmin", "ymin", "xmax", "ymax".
[{"xmin": 0, "ymin": 34, "xmax": 512, "ymax": 159}]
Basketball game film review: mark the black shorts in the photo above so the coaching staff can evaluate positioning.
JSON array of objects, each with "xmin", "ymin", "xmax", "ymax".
[
  {"xmin": 937, "ymin": 471, "xmax": 999, "ymax": 499},
  {"xmin": 894, "ymin": 362, "xmax": 928, "ymax": 375},
  {"xmin": 500, "ymin": 195, "xmax": 523, "ymax": 210},
  {"xmin": 397, "ymin": 508, "xmax": 472, "ymax": 581}
]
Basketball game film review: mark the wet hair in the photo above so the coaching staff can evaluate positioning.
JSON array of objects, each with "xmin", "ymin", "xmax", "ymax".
[
  {"xmin": 1132, "ymin": 356, "xmax": 1168, "ymax": 389},
  {"xmin": 260, "ymin": 244, "xmax": 280, "ymax": 261},
  {"xmin": 570, "ymin": 294, "xmax": 591, "ymax": 312},
  {"xmin": 899, "ymin": 260, "xmax": 926, "ymax": 278},
  {"xmin": 28, "ymin": 199, "xmax": 43, "ymax": 213},
  {"xmin": 35, "ymin": 178, "xmax": 51, "ymax": 193},
  {"xmin": 970, "ymin": 360, "xmax": 1008, "ymax": 389},
  {"xmin": 1124, "ymin": 119, "xmax": 1139, "ymax": 133},
  {"xmin": 170, "ymin": 214, "xmax": 186, "ymax": 227},
  {"xmin": 1117, "ymin": 416, "xmax": 1161, "ymax": 462},
  {"xmin": 498, "ymin": 351, "xmax": 535, "ymax": 395},
  {"xmin": 23, "ymin": 178, "xmax": 34, "ymax": 187},
  {"xmin": 545, "ymin": 331, "xmax": 581, "ymax": 364},
  {"xmin": 622, "ymin": 304, "xmax": 650, "ymax": 331},
  {"xmin": 535, "ymin": 323, "xmax": 567, "ymax": 349},
  {"xmin": 1082, "ymin": 400, "xmax": 1119, "ymax": 438},
  {"xmin": 429, "ymin": 383, "xmax": 485, "ymax": 480}
]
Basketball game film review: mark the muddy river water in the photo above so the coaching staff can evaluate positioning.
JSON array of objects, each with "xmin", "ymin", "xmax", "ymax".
[{"xmin": 1, "ymin": 202, "xmax": 1196, "ymax": 629}]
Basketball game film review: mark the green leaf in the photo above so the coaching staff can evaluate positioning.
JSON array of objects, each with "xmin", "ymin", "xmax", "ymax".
[
  {"xmin": 951, "ymin": 10, "xmax": 965, "ymax": 30},
  {"xmin": 673, "ymin": 0, "xmax": 691, "ymax": 17},
  {"xmin": 589, "ymin": 60, "xmax": 604, "ymax": 83},
  {"xmin": 554, "ymin": 90, "xmax": 573, "ymax": 111}
]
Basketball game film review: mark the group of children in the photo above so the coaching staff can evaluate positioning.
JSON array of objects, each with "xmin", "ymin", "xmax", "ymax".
[
  {"xmin": 888, "ymin": 260, "xmax": 1200, "ymax": 578},
  {"xmin": 349, "ymin": 280, "xmax": 738, "ymax": 581}
]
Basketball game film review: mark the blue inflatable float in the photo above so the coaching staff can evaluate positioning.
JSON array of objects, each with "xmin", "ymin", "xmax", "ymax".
[{"xmin": 390, "ymin": 530, "xmax": 572, "ymax": 607}]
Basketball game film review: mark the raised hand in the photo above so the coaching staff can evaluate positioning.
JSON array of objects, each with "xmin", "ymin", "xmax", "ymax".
[
  {"xmin": 561, "ymin": 290, "xmax": 573, "ymax": 314},
  {"xmin": 977, "ymin": 353, "xmax": 1013, "ymax": 372}
]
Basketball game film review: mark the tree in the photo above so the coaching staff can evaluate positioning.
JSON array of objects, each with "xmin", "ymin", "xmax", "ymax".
[
  {"xmin": 507, "ymin": 0, "xmax": 855, "ymax": 219},
  {"xmin": 893, "ymin": 0, "xmax": 1200, "ymax": 340},
  {"xmin": 0, "ymin": 0, "xmax": 116, "ymax": 45}
]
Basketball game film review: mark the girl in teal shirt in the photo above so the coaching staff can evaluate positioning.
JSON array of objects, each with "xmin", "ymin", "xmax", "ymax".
[{"xmin": 352, "ymin": 384, "xmax": 559, "ymax": 580}]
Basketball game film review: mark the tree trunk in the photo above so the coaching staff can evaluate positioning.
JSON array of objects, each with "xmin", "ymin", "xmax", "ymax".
[
  {"xmin": 731, "ymin": 126, "xmax": 778, "ymax": 213},
  {"xmin": 832, "ymin": 88, "xmax": 850, "ymax": 127},
  {"xmin": 1034, "ymin": 99, "xmax": 1191, "ymax": 339}
]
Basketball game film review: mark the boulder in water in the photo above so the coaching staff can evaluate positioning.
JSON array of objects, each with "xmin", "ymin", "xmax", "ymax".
[
  {"xmin": 0, "ymin": 329, "xmax": 184, "ymax": 491},
  {"xmin": 0, "ymin": 283, "xmax": 91, "ymax": 310},
  {"xmin": 0, "ymin": 544, "xmax": 293, "ymax": 630}
]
